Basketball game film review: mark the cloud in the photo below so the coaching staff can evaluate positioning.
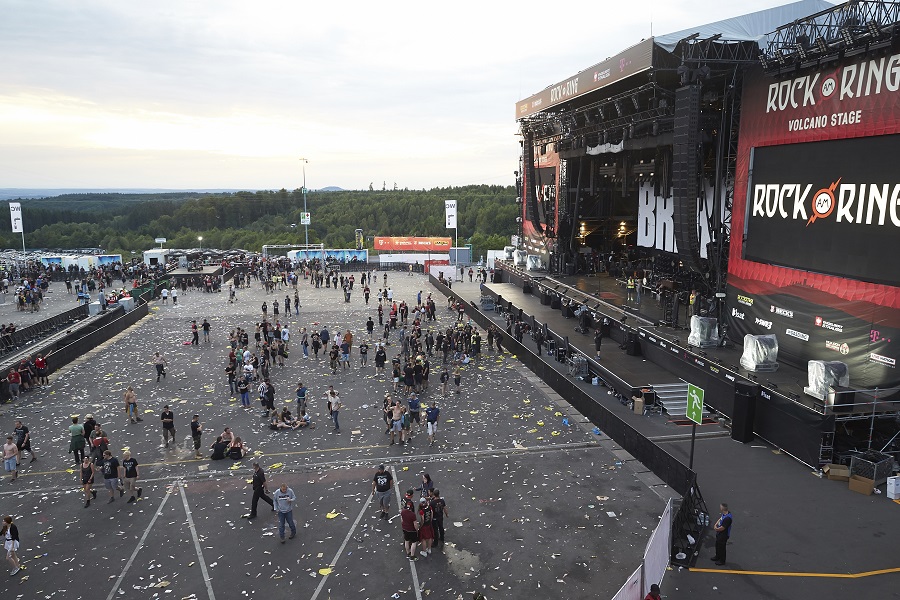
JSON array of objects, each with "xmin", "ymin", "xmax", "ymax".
[{"xmin": 0, "ymin": 0, "xmax": 797, "ymax": 189}]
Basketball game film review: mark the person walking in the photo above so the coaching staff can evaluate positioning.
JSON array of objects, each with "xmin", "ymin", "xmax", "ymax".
[
  {"xmin": 273, "ymin": 483, "xmax": 297, "ymax": 542},
  {"xmin": 69, "ymin": 416, "xmax": 86, "ymax": 464},
  {"xmin": 202, "ymin": 318, "xmax": 211, "ymax": 343},
  {"xmin": 121, "ymin": 450, "xmax": 142, "ymax": 503},
  {"xmin": 326, "ymin": 389, "xmax": 342, "ymax": 433},
  {"xmin": 594, "ymin": 328, "xmax": 603, "ymax": 358},
  {"xmin": 152, "ymin": 352, "xmax": 167, "ymax": 382},
  {"xmin": 80, "ymin": 455, "xmax": 98, "ymax": 508},
  {"xmin": 2, "ymin": 515, "xmax": 21, "ymax": 576},
  {"xmin": 13, "ymin": 420, "xmax": 36, "ymax": 463},
  {"xmin": 245, "ymin": 462, "xmax": 274, "ymax": 519},
  {"xmin": 372, "ymin": 464, "xmax": 393, "ymax": 520},
  {"xmin": 160, "ymin": 405, "xmax": 176, "ymax": 448},
  {"xmin": 401, "ymin": 490, "xmax": 419, "ymax": 560},
  {"xmin": 3, "ymin": 437, "xmax": 19, "ymax": 483},
  {"xmin": 711, "ymin": 503, "xmax": 733, "ymax": 566},
  {"xmin": 453, "ymin": 363, "xmax": 462, "ymax": 394},
  {"xmin": 425, "ymin": 401, "xmax": 440, "ymax": 446},
  {"xmin": 100, "ymin": 450, "xmax": 123, "ymax": 503},
  {"xmin": 124, "ymin": 386, "xmax": 142, "ymax": 424},
  {"xmin": 190, "ymin": 320, "xmax": 199, "ymax": 345}
]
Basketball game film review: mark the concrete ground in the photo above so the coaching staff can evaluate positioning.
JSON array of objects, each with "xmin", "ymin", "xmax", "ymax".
[
  {"xmin": 455, "ymin": 275, "xmax": 900, "ymax": 599},
  {"xmin": 0, "ymin": 270, "xmax": 666, "ymax": 600}
]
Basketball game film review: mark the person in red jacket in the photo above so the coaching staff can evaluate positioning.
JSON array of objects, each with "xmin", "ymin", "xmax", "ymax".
[
  {"xmin": 6, "ymin": 370, "xmax": 20, "ymax": 401},
  {"xmin": 33, "ymin": 354, "xmax": 48, "ymax": 387},
  {"xmin": 645, "ymin": 583, "xmax": 661, "ymax": 600}
]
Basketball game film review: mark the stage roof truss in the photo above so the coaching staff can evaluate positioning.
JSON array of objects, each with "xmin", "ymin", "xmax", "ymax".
[
  {"xmin": 676, "ymin": 34, "xmax": 763, "ymax": 66},
  {"xmin": 521, "ymin": 83, "xmax": 676, "ymax": 143},
  {"xmin": 762, "ymin": 0, "xmax": 900, "ymax": 73}
]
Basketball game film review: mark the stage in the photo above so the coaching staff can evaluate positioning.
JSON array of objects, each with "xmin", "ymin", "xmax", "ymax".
[{"xmin": 490, "ymin": 261, "xmax": 900, "ymax": 468}]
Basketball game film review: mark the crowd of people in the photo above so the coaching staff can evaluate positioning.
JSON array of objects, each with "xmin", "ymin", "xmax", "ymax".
[{"xmin": 1, "ymin": 261, "xmax": 508, "ymax": 581}]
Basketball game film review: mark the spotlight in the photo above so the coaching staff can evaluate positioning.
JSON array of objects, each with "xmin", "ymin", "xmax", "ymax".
[
  {"xmin": 841, "ymin": 27, "xmax": 855, "ymax": 45},
  {"xmin": 796, "ymin": 43, "xmax": 808, "ymax": 60},
  {"xmin": 816, "ymin": 36, "xmax": 828, "ymax": 52},
  {"xmin": 759, "ymin": 54, "xmax": 769, "ymax": 69},
  {"xmin": 867, "ymin": 21, "xmax": 880, "ymax": 38},
  {"xmin": 632, "ymin": 96, "xmax": 640, "ymax": 111},
  {"xmin": 615, "ymin": 101, "xmax": 624, "ymax": 117}
]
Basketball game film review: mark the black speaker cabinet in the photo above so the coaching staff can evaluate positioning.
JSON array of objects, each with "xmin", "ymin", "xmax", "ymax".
[
  {"xmin": 732, "ymin": 382, "xmax": 759, "ymax": 443},
  {"xmin": 625, "ymin": 332, "xmax": 641, "ymax": 356}
]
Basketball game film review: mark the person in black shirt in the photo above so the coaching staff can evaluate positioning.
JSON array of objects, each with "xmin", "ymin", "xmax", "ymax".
[
  {"xmin": 209, "ymin": 436, "xmax": 228, "ymax": 460},
  {"xmin": 160, "ymin": 406, "xmax": 176, "ymax": 448},
  {"xmin": 371, "ymin": 464, "xmax": 393, "ymax": 520},
  {"xmin": 100, "ymin": 450, "xmax": 122, "ymax": 503},
  {"xmin": 245, "ymin": 462, "xmax": 274, "ymax": 519},
  {"xmin": 80, "ymin": 456, "xmax": 97, "ymax": 508},
  {"xmin": 13, "ymin": 421, "xmax": 35, "ymax": 463},
  {"xmin": 429, "ymin": 489, "xmax": 448, "ymax": 545},
  {"xmin": 121, "ymin": 451, "xmax": 142, "ymax": 503},
  {"xmin": 190, "ymin": 415, "xmax": 203, "ymax": 458}
]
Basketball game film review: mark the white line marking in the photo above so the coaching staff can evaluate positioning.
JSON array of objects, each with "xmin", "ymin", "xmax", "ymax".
[
  {"xmin": 309, "ymin": 491, "xmax": 373, "ymax": 600},
  {"xmin": 105, "ymin": 482, "xmax": 175, "ymax": 600},
  {"xmin": 179, "ymin": 481, "xmax": 217, "ymax": 600},
  {"xmin": 392, "ymin": 466, "xmax": 424, "ymax": 600}
]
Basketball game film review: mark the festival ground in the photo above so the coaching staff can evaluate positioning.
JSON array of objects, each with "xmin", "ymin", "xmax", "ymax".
[{"xmin": 0, "ymin": 271, "xmax": 667, "ymax": 600}]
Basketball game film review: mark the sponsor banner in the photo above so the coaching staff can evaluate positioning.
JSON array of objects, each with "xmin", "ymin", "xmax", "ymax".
[
  {"xmin": 373, "ymin": 237, "xmax": 452, "ymax": 252},
  {"xmin": 444, "ymin": 200, "xmax": 457, "ymax": 230},
  {"xmin": 727, "ymin": 282, "xmax": 899, "ymax": 389},
  {"xmin": 9, "ymin": 202, "xmax": 22, "ymax": 233},
  {"xmin": 745, "ymin": 134, "xmax": 900, "ymax": 286},
  {"xmin": 516, "ymin": 38, "xmax": 653, "ymax": 119}
]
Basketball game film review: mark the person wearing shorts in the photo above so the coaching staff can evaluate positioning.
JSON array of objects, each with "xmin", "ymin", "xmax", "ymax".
[
  {"xmin": 389, "ymin": 401, "xmax": 404, "ymax": 446},
  {"xmin": 100, "ymin": 450, "xmax": 122, "ymax": 502},
  {"xmin": 3, "ymin": 437, "xmax": 18, "ymax": 483},
  {"xmin": 371, "ymin": 464, "xmax": 393, "ymax": 520},
  {"xmin": 400, "ymin": 490, "xmax": 419, "ymax": 560}
]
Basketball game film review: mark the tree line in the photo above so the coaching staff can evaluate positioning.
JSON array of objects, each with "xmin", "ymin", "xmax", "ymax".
[{"xmin": 2, "ymin": 186, "xmax": 517, "ymax": 262}]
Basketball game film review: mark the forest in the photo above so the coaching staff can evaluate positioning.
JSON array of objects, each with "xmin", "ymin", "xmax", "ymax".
[{"xmin": 1, "ymin": 186, "xmax": 517, "ymax": 262}]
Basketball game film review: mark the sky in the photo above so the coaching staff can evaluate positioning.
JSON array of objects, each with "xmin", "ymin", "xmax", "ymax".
[{"xmin": 0, "ymin": 0, "xmax": 804, "ymax": 191}]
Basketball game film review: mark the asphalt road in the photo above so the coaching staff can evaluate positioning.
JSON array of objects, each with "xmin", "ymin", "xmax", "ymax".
[{"xmin": 0, "ymin": 271, "xmax": 666, "ymax": 600}]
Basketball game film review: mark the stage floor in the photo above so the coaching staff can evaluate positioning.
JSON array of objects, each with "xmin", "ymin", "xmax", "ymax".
[{"xmin": 501, "ymin": 270, "xmax": 899, "ymax": 419}]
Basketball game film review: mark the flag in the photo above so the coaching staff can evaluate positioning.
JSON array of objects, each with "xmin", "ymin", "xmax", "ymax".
[
  {"xmin": 445, "ymin": 200, "xmax": 457, "ymax": 229},
  {"xmin": 9, "ymin": 203, "xmax": 22, "ymax": 233}
]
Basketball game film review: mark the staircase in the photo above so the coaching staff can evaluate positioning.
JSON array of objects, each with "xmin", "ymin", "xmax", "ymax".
[{"xmin": 651, "ymin": 383, "xmax": 690, "ymax": 418}]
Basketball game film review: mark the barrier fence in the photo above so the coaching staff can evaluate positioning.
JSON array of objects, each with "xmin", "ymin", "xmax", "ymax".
[
  {"xmin": 0, "ymin": 275, "xmax": 167, "ymax": 402},
  {"xmin": 0, "ymin": 304, "xmax": 90, "ymax": 357}
]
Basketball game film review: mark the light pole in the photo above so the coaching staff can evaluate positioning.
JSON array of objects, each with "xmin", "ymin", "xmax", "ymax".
[
  {"xmin": 198, "ymin": 236, "xmax": 203, "ymax": 254},
  {"xmin": 300, "ymin": 158, "xmax": 309, "ymax": 246}
]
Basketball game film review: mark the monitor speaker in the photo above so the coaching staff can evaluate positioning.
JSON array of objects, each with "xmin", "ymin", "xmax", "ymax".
[{"xmin": 731, "ymin": 381, "xmax": 759, "ymax": 443}]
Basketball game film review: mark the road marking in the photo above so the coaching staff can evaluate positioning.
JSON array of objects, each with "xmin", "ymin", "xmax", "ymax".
[
  {"xmin": 179, "ymin": 482, "xmax": 217, "ymax": 600},
  {"xmin": 309, "ymin": 491, "xmax": 372, "ymax": 600},
  {"xmin": 392, "ymin": 466, "xmax": 424, "ymax": 600},
  {"xmin": 105, "ymin": 481, "xmax": 175, "ymax": 600},
  {"xmin": 689, "ymin": 566, "xmax": 900, "ymax": 578},
  {"xmin": 8, "ymin": 441, "xmax": 599, "ymax": 484}
]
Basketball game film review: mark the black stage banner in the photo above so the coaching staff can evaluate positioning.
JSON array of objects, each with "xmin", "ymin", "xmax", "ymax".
[
  {"xmin": 745, "ymin": 134, "xmax": 900, "ymax": 286},
  {"xmin": 726, "ymin": 281, "xmax": 899, "ymax": 389}
]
